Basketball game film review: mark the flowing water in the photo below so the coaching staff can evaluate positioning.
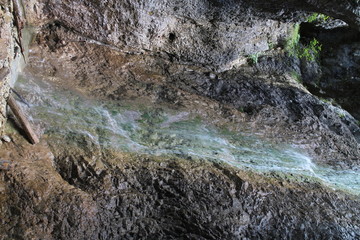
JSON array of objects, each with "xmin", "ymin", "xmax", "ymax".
[{"xmin": 15, "ymin": 73, "xmax": 360, "ymax": 195}]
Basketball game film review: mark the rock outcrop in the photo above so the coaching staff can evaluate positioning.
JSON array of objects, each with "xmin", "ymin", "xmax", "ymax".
[
  {"xmin": 1, "ymin": 137, "xmax": 359, "ymax": 239},
  {"xmin": 0, "ymin": 2, "xmax": 14, "ymax": 133},
  {"xmin": 25, "ymin": 24, "xmax": 360, "ymax": 168},
  {"xmin": 23, "ymin": 0, "xmax": 360, "ymax": 71},
  {"xmin": 1, "ymin": 0, "xmax": 360, "ymax": 239},
  {"xmin": 300, "ymin": 23, "xmax": 360, "ymax": 121}
]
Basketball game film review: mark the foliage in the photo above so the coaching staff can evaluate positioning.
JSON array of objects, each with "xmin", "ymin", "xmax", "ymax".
[
  {"xmin": 306, "ymin": 13, "xmax": 331, "ymax": 23},
  {"xmin": 338, "ymin": 112, "xmax": 345, "ymax": 119},
  {"xmin": 267, "ymin": 41, "xmax": 276, "ymax": 50},
  {"xmin": 319, "ymin": 97, "xmax": 335, "ymax": 105},
  {"xmin": 284, "ymin": 23, "xmax": 322, "ymax": 62},
  {"xmin": 298, "ymin": 38, "xmax": 322, "ymax": 62},
  {"xmin": 247, "ymin": 52, "xmax": 261, "ymax": 65},
  {"xmin": 285, "ymin": 24, "xmax": 300, "ymax": 56}
]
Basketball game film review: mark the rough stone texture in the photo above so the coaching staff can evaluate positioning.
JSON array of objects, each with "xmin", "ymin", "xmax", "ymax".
[
  {"xmin": 0, "ymin": 2, "xmax": 14, "ymax": 134},
  {"xmin": 25, "ymin": 25, "xmax": 360, "ymax": 169},
  {"xmin": 1, "ymin": 135, "xmax": 359, "ymax": 240},
  {"xmin": 24, "ymin": 0, "xmax": 298, "ymax": 72},
  {"xmin": 22, "ymin": 0, "xmax": 360, "ymax": 71},
  {"xmin": 1, "ymin": 0, "xmax": 360, "ymax": 239},
  {"xmin": 300, "ymin": 23, "xmax": 360, "ymax": 121},
  {"xmin": 173, "ymin": 70, "xmax": 360, "ymax": 168},
  {"xmin": 248, "ymin": 0, "xmax": 360, "ymax": 30}
]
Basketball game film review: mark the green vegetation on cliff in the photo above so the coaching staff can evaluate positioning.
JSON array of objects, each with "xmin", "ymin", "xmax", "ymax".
[{"xmin": 285, "ymin": 24, "xmax": 322, "ymax": 62}]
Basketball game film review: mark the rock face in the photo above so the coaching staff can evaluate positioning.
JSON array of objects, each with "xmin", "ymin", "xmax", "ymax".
[
  {"xmin": 300, "ymin": 23, "xmax": 360, "ymax": 120},
  {"xmin": 24, "ymin": 0, "xmax": 296, "ymax": 71},
  {"xmin": 22, "ymin": 0, "xmax": 360, "ymax": 71},
  {"xmin": 26, "ymin": 24, "xmax": 360, "ymax": 168},
  {"xmin": 1, "ymin": 0, "xmax": 360, "ymax": 239},
  {"xmin": 1, "ymin": 139, "xmax": 360, "ymax": 240},
  {"xmin": 0, "ymin": 2, "xmax": 14, "ymax": 133},
  {"xmin": 0, "ymin": 0, "xmax": 28, "ymax": 134},
  {"xmin": 248, "ymin": 0, "xmax": 360, "ymax": 30}
]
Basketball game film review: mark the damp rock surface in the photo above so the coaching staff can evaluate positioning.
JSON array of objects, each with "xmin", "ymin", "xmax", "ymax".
[
  {"xmin": 23, "ymin": 0, "xmax": 360, "ymax": 71},
  {"xmin": 1, "ymin": 0, "xmax": 360, "ymax": 239},
  {"xmin": 25, "ymin": 27, "xmax": 360, "ymax": 169},
  {"xmin": 0, "ymin": 136, "xmax": 360, "ymax": 240}
]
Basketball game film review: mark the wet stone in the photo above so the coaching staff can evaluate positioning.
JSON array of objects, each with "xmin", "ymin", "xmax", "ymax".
[{"xmin": 1, "ymin": 135, "xmax": 11, "ymax": 142}]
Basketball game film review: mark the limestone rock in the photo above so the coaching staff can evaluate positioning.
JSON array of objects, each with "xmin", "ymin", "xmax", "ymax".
[{"xmin": 1, "ymin": 135, "xmax": 11, "ymax": 142}]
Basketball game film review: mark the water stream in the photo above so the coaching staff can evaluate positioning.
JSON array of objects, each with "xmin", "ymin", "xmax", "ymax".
[{"xmin": 15, "ymin": 73, "xmax": 360, "ymax": 195}]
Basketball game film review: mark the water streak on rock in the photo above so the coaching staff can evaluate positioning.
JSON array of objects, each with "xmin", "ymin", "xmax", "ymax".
[{"xmin": 15, "ymin": 73, "xmax": 360, "ymax": 195}]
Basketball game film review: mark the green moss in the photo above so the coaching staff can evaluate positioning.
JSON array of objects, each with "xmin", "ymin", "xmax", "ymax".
[
  {"xmin": 138, "ymin": 108, "xmax": 167, "ymax": 126},
  {"xmin": 320, "ymin": 97, "xmax": 336, "ymax": 105},
  {"xmin": 338, "ymin": 113, "xmax": 346, "ymax": 119},
  {"xmin": 306, "ymin": 13, "xmax": 331, "ymax": 23},
  {"xmin": 247, "ymin": 52, "xmax": 261, "ymax": 65},
  {"xmin": 285, "ymin": 24, "xmax": 300, "ymax": 56},
  {"xmin": 3, "ymin": 121, "xmax": 20, "ymax": 136},
  {"xmin": 298, "ymin": 38, "xmax": 322, "ymax": 62},
  {"xmin": 267, "ymin": 41, "xmax": 276, "ymax": 50},
  {"xmin": 284, "ymin": 24, "xmax": 322, "ymax": 62}
]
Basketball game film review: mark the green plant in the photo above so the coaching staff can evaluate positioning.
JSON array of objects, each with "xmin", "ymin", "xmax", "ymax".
[
  {"xmin": 306, "ymin": 13, "xmax": 331, "ymax": 23},
  {"xmin": 247, "ymin": 52, "xmax": 261, "ymax": 65},
  {"xmin": 319, "ymin": 97, "xmax": 332, "ymax": 104},
  {"xmin": 338, "ymin": 113, "xmax": 346, "ymax": 119},
  {"xmin": 298, "ymin": 38, "xmax": 322, "ymax": 62},
  {"xmin": 285, "ymin": 24, "xmax": 300, "ymax": 56},
  {"xmin": 267, "ymin": 41, "xmax": 276, "ymax": 50},
  {"xmin": 284, "ymin": 23, "xmax": 322, "ymax": 62}
]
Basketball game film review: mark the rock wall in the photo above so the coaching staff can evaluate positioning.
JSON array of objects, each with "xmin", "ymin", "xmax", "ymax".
[
  {"xmin": 0, "ymin": 2, "xmax": 13, "ymax": 134},
  {"xmin": 248, "ymin": 0, "xmax": 360, "ymax": 30},
  {"xmin": 0, "ymin": 0, "xmax": 26, "ymax": 135},
  {"xmin": 23, "ymin": 0, "xmax": 298, "ymax": 72},
  {"xmin": 24, "ymin": 23, "xmax": 360, "ymax": 168},
  {"xmin": 300, "ymin": 23, "xmax": 360, "ymax": 121},
  {"xmin": 22, "ymin": 0, "xmax": 360, "ymax": 71},
  {"xmin": 0, "ymin": 0, "xmax": 360, "ymax": 239},
  {"xmin": 1, "ymin": 140, "xmax": 359, "ymax": 239}
]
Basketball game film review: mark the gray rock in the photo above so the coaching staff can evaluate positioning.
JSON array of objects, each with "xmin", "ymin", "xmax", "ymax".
[
  {"xmin": 1, "ymin": 1, "xmax": 359, "ymax": 239},
  {"xmin": 1, "ymin": 135, "xmax": 11, "ymax": 142},
  {"xmin": 209, "ymin": 73, "xmax": 217, "ymax": 79},
  {"xmin": 16, "ymin": 1, "xmax": 297, "ymax": 71},
  {"xmin": 2, "ymin": 149, "xmax": 360, "ymax": 239}
]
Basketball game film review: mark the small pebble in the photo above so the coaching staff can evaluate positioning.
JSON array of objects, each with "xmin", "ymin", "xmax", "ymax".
[
  {"xmin": 1, "ymin": 135, "xmax": 11, "ymax": 143},
  {"xmin": 209, "ymin": 73, "xmax": 217, "ymax": 79}
]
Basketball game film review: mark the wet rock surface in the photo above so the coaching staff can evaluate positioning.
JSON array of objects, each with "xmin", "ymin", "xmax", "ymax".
[
  {"xmin": 25, "ymin": 25, "xmax": 360, "ymax": 169},
  {"xmin": 1, "ymin": 0, "xmax": 360, "ymax": 239},
  {"xmin": 24, "ymin": 0, "xmax": 293, "ymax": 72},
  {"xmin": 22, "ymin": 0, "xmax": 360, "ymax": 72},
  {"xmin": 1, "ymin": 134, "xmax": 360, "ymax": 240},
  {"xmin": 0, "ymin": 24, "xmax": 358, "ymax": 238},
  {"xmin": 0, "ymin": 2, "xmax": 15, "ymax": 132}
]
